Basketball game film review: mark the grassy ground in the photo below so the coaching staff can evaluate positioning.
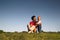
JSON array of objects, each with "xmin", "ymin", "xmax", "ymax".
[{"xmin": 0, "ymin": 32, "xmax": 60, "ymax": 40}]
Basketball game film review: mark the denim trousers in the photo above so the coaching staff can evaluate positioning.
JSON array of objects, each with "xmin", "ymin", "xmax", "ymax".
[{"xmin": 37, "ymin": 25, "xmax": 41, "ymax": 32}]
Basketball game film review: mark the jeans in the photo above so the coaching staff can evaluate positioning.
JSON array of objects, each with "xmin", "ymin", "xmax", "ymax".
[{"xmin": 37, "ymin": 25, "xmax": 41, "ymax": 32}]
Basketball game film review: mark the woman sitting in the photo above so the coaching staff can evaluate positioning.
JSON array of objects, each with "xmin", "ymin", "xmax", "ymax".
[{"xmin": 27, "ymin": 16, "xmax": 37, "ymax": 33}]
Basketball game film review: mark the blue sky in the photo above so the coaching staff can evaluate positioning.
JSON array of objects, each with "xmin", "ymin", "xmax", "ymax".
[{"xmin": 0, "ymin": 0, "xmax": 60, "ymax": 32}]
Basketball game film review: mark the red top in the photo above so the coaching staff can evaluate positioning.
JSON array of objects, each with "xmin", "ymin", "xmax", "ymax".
[{"xmin": 30, "ymin": 21, "xmax": 36, "ymax": 26}]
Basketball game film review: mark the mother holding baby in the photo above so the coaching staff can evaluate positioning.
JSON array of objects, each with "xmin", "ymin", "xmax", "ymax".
[{"xmin": 27, "ymin": 16, "xmax": 42, "ymax": 33}]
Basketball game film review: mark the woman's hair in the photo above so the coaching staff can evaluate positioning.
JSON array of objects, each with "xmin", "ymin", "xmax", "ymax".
[{"xmin": 31, "ymin": 16, "xmax": 36, "ymax": 20}]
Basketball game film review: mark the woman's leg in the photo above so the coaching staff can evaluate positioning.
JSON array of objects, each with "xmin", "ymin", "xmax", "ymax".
[
  {"xmin": 27, "ymin": 24, "xmax": 30, "ymax": 32},
  {"xmin": 33, "ymin": 28, "xmax": 37, "ymax": 32},
  {"xmin": 28, "ymin": 25, "xmax": 36, "ymax": 33}
]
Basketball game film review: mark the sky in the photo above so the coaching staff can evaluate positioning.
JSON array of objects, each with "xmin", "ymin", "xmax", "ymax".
[{"xmin": 0, "ymin": 0, "xmax": 60, "ymax": 32}]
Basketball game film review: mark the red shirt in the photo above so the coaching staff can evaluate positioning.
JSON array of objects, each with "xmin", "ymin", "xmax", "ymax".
[{"xmin": 30, "ymin": 21, "xmax": 36, "ymax": 26}]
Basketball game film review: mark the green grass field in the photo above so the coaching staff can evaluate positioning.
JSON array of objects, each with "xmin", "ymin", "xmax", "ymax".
[{"xmin": 0, "ymin": 32, "xmax": 60, "ymax": 40}]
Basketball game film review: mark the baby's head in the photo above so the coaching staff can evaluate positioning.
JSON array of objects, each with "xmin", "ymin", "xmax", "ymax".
[{"xmin": 38, "ymin": 16, "xmax": 41, "ymax": 21}]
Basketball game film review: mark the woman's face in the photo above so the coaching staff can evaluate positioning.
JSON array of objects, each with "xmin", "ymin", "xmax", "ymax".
[{"xmin": 33, "ymin": 17, "xmax": 36, "ymax": 21}]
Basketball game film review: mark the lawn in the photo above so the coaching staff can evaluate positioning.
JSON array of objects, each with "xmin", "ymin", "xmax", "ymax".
[{"xmin": 0, "ymin": 32, "xmax": 60, "ymax": 40}]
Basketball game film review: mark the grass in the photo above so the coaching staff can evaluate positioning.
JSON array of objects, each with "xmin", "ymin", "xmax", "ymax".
[{"xmin": 0, "ymin": 32, "xmax": 60, "ymax": 40}]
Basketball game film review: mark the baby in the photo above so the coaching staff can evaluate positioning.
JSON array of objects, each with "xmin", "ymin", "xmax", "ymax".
[
  {"xmin": 37, "ymin": 16, "xmax": 42, "ymax": 25},
  {"xmin": 37, "ymin": 16, "xmax": 42, "ymax": 32}
]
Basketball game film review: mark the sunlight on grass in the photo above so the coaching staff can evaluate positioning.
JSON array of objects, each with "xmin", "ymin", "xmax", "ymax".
[{"xmin": 0, "ymin": 31, "xmax": 60, "ymax": 40}]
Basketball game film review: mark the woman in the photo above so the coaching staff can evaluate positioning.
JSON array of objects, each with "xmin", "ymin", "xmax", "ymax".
[{"xmin": 27, "ymin": 16, "xmax": 37, "ymax": 33}]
